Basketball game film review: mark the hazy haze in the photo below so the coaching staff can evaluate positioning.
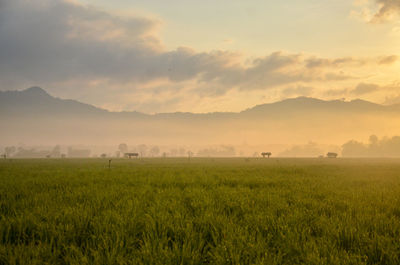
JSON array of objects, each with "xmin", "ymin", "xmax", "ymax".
[
  {"xmin": 1, "ymin": 0, "xmax": 400, "ymax": 155},
  {"xmin": 1, "ymin": 87, "xmax": 400, "ymax": 156}
]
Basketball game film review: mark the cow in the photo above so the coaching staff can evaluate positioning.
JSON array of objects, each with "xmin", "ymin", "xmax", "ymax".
[{"xmin": 327, "ymin": 152, "xmax": 338, "ymax": 158}]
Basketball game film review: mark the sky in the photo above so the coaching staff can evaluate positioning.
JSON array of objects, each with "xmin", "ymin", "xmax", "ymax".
[{"xmin": 0, "ymin": 0, "xmax": 399, "ymax": 113}]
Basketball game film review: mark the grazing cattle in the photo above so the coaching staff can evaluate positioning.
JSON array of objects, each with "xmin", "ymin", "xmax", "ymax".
[
  {"xmin": 327, "ymin": 152, "xmax": 338, "ymax": 158},
  {"xmin": 261, "ymin": 152, "xmax": 272, "ymax": 158},
  {"xmin": 125, "ymin": 152, "xmax": 139, "ymax": 159}
]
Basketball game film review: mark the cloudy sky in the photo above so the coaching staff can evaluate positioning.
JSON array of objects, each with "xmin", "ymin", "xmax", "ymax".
[{"xmin": 0, "ymin": 0, "xmax": 399, "ymax": 113}]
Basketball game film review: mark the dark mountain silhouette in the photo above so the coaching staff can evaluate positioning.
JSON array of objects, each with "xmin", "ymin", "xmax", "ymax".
[
  {"xmin": 242, "ymin": 97, "xmax": 390, "ymax": 116},
  {"xmin": 1, "ymin": 87, "xmax": 400, "ymax": 145},
  {"xmin": 0, "ymin": 86, "xmax": 106, "ymax": 115},
  {"xmin": 2, "ymin": 87, "xmax": 398, "ymax": 117}
]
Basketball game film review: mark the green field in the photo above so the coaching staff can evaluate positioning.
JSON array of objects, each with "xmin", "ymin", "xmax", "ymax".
[{"xmin": 0, "ymin": 158, "xmax": 400, "ymax": 264}]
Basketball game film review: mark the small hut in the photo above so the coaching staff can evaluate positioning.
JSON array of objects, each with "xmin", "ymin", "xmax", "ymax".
[
  {"xmin": 261, "ymin": 152, "xmax": 272, "ymax": 158},
  {"xmin": 124, "ymin": 152, "xmax": 139, "ymax": 159},
  {"xmin": 326, "ymin": 152, "xmax": 338, "ymax": 158}
]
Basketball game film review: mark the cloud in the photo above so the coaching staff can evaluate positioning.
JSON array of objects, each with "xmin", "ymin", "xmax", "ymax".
[
  {"xmin": 354, "ymin": 0, "xmax": 400, "ymax": 23},
  {"xmin": 0, "ymin": 1, "xmax": 359, "ymax": 93},
  {"xmin": 384, "ymin": 93, "xmax": 400, "ymax": 105},
  {"xmin": 383, "ymin": 82, "xmax": 400, "ymax": 104},
  {"xmin": 305, "ymin": 55, "xmax": 397, "ymax": 68},
  {"xmin": 199, "ymin": 52, "xmax": 357, "ymax": 91},
  {"xmin": 323, "ymin": 81, "xmax": 399, "ymax": 102},
  {"xmin": 0, "ymin": 0, "xmax": 163, "ymax": 83},
  {"xmin": 371, "ymin": 0, "xmax": 400, "ymax": 23},
  {"xmin": 351, "ymin": 83, "xmax": 380, "ymax": 95},
  {"xmin": 0, "ymin": 0, "xmax": 238, "ymax": 87},
  {"xmin": 324, "ymin": 88, "xmax": 349, "ymax": 97},
  {"xmin": 281, "ymin": 86, "xmax": 314, "ymax": 97},
  {"xmin": 305, "ymin": 57, "xmax": 363, "ymax": 68},
  {"xmin": 0, "ymin": 0, "xmax": 273, "ymax": 92},
  {"xmin": 379, "ymin": 55, "xmax": 398, "ymax": 64},
  {"xmin": 0, "ymin": 0, "xmax": 398, "ymax": 112}
]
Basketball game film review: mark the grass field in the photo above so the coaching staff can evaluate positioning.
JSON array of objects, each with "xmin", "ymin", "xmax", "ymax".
[{"xmin": 0, "ymin": 158, "xmax": 400, "ymax": 264}]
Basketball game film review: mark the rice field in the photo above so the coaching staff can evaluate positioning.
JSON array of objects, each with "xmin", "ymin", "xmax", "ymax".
[{"xmin": 0, "ymin": 158, "xmax": 399, "ymax": 264}]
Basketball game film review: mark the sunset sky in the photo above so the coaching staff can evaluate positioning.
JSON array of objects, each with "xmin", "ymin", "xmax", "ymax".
[{"xmin": 0, "ymin": 0, "xmax": 399, "ymax": 113}]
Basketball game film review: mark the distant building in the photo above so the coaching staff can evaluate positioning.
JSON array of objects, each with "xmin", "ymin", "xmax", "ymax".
[{"xmin": 327, "ymin": 152, "xmax": 338, "ymax": 158}]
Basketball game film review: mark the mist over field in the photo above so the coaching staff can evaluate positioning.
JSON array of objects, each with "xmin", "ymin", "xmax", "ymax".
[{"xmin": 1, "ymin": 87, "xmax": 400, "ymax": 158}]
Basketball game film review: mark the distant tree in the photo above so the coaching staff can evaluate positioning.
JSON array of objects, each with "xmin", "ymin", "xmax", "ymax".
[
  {"xmin": 137, "ymin": 144, "xmax": 148, "ymax": 157},
  {"xmin": 50, "ymin": 145, "xmax": 61, "ymax": 157},
  {"xmin": 342, "ymin": 135, "xmax": 400, "ymax": 157},
  {"xmin": 369, "ymin": 135, "xmax": 378, "ymax": 146},
  {"xmin": 14, "ymin": 147, "xmax": 49, "ymax": 158},
  {"xmin": 170, "ymin": 148, "xmax": 178, "ymax": 157},
  {"xmin": 342, "ymin": 140, "xmax": 367, "ymax": 157},
  {"xmin": 149, "ymin": 146, "xmax": 160, "ymax": 157},
  {"xmin": 179, "ymin": 148, "xmax": 186, "ymax": 157},
  {"xmin": 100, "ymin": 153, "xmax": 107, "ymax": 158},
  {"xmin": 118, "ymin": 143, "xmax": 128, "ymax": 154},
  {"xmin": 368, "ymin": 135, "xmax": 379, "ymax": 155},
  {"xmin": 5, "ymin": 146, "xmax": 16, "ymax": 157},
  {"xmin": 197, "ymin": 145, "xmax": 236, "ymax": 157}
]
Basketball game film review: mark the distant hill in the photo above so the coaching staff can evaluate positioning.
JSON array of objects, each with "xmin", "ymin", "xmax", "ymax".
[
  {"xmin": 2, "ymin": 87, "xmax": 399, "ymax": 118},
  {"xmin": 1, "ymin": 87, "xmax": 400, "ymax": 146},
  {"xmin": 242, "ymin": 97, "xmax": 393, "ymax": 115},
  {"xmin": 0, "ymin": 87, "xmax": 106, "ymax": 116}
]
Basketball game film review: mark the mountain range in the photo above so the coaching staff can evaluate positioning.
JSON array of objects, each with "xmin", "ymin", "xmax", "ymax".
[{"xmin": 1, "ymin": 87, "xmax": 400, "ymax": 147}]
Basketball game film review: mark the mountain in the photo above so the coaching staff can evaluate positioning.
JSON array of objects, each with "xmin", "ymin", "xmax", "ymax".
[
  {"xmin": 1, "ymin": 87, "xmax": 397, "ymax": 117},
  {"xmin": 1, "ymin": 87, "xmax": 400, "ymax": 146},
  {"xmin": 242, "ymin": 97, "xmax": 390, "ymax": 115},
  {"xmin": 0, "ymin": 86, "xmax": 107, "ymax": 116}
]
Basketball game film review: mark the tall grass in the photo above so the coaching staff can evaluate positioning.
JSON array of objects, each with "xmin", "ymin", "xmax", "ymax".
[{"xmin": 0, "ymin": 158, "xmax": 399, "ymax": 264}]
